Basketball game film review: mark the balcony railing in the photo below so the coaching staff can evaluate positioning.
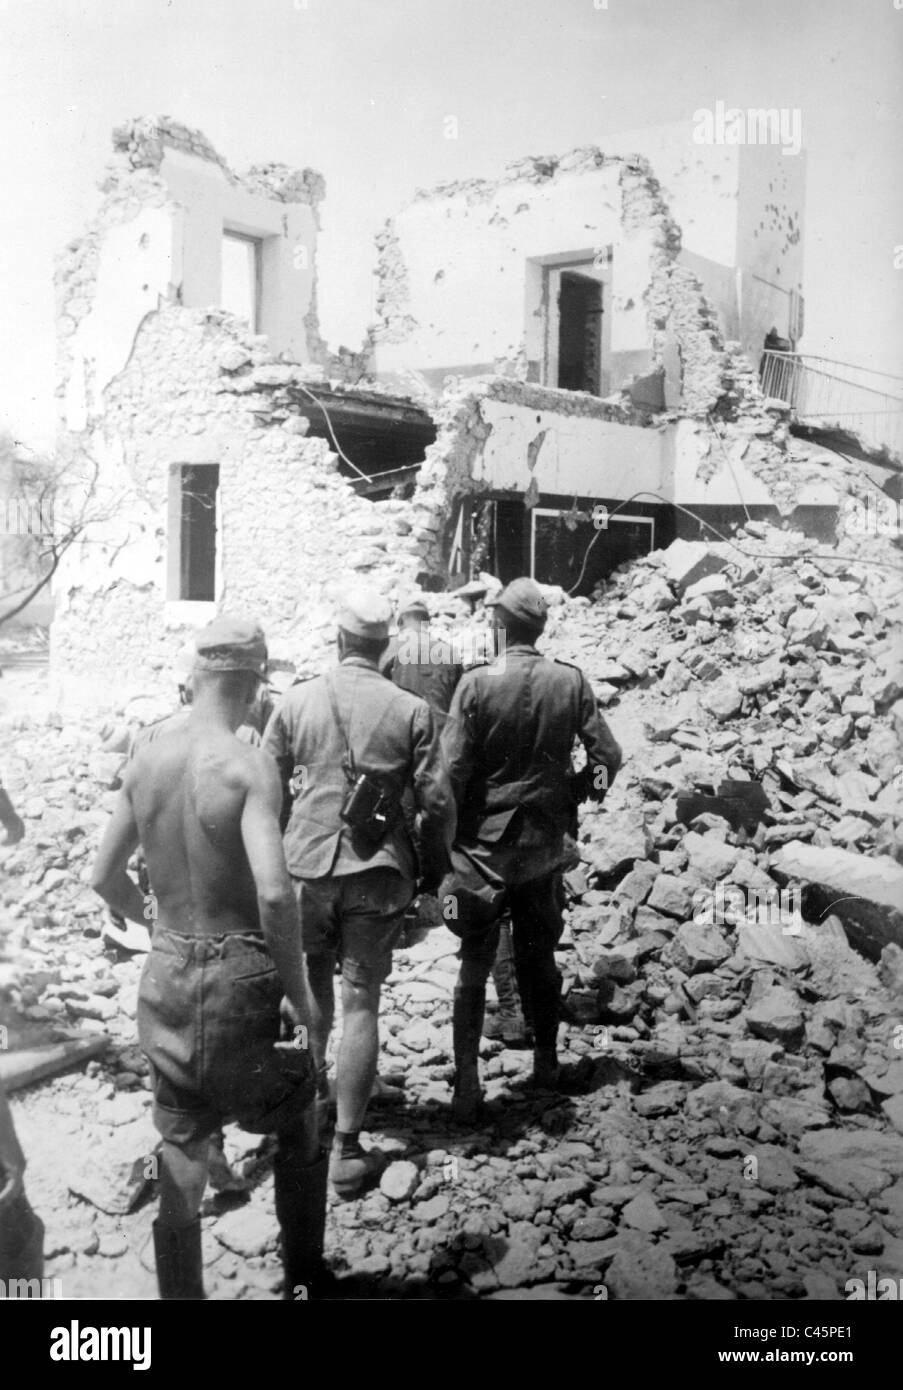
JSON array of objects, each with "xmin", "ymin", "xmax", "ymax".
[{"xmin": 760, "ymin": 351, "xmax": 903, "ymax": 461}]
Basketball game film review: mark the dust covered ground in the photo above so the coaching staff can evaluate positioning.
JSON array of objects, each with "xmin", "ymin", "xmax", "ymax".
[{"xmin": 2, "ymin": 519, "xmax": 903, "ymax": 1301}]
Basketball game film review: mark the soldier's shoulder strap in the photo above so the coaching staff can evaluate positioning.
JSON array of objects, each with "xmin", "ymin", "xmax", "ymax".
[{"xmin": 552, "ymin": 656, "xmax": 586, "ymax": 677}]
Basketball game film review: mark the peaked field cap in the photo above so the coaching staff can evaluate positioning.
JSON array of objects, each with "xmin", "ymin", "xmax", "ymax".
[
  {"xmin": 489, "ymin": 577, "xmax": 548, "ymax": 627},
  {"xmin": 338, "ymin": 587, "xmax": 392, "ymax": 640},
  {"xmin": 194, "ymin": 616, "xmax": 268, "ymax": 676},
  {"xmin": 397, "ymin": 592, "xmax": 430, "ymax": 618}
]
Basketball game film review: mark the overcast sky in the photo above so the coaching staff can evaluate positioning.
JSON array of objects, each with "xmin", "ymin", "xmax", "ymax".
[{"xmin": 1, "ymin": 0, "xmax": 900, "ymax": 449}]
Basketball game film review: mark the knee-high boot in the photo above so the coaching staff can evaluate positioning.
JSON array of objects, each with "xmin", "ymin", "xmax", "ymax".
[
  {"xmin": 451, "ymin": 985, "xmax": 486, "ymax": 1124},
  {"xmin": 273, "ymin": 1147, "xmax": 329, "ymax": 1300},
  {"xmin": 152, "ymin": 1218, "xmax": 205, "ymax": 1300},
  {"xmin": 526, "ymin": 953, "xmax": 562, "ymax": 1088},
  {"xmin": 485, "ymin": 922, "xmax": 529, "ymax": 1045}
]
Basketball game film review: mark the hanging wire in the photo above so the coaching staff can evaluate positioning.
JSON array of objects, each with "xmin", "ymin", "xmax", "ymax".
[{"xmin": 566, "ymin": 489, "xmax": 903, "ymax": 596}]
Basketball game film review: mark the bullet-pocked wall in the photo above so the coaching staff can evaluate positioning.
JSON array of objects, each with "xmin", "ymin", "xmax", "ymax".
[
  {"xmin": 380, "ymin": 143, "xmax": 825, "ymax": 587},
  {"xmin": 370, "ymin": 137, "xmax": 805, "ymax": 406},
  {"xmin": 604, "ymin": 123, "xmax": 806, "ymax": 363}
]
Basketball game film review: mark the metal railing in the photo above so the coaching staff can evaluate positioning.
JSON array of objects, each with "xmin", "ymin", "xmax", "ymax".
[{"xmin": 759, "ymin": 351, "xmax": 903, "ymax": 460}]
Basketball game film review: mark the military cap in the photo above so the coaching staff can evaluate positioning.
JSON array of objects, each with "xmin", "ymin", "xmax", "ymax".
[
  {"xmin": 489, "ymin": 576, "xmax": 548, "ymax": 630},
  {"xmin": 397, "ymin": 592, "xmax": 430, "ymax": 619},
  {"xmin": 194, "ymin": 616, "xmax": 268, "ymax": 676},
  {"xmin": 338, "ymin": 587, "xmax": 392, "ymax": 641}
]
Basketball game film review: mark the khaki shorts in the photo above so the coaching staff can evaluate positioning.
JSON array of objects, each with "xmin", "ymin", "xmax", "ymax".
[
  {"xmin": 137, "ymin": 929, "xmax": 316, "ymax": 1146},
  {"xmin": 293, "ymin": 868, "xmax": 413, "ymax": 987}
]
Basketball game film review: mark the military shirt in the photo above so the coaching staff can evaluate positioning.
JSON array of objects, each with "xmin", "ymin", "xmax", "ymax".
[
  {"xmin": 264, "ymin": 654, "xmax": 455, "ymax": 881},
  {"xmin": 441, "ymin": 642, "xmax": 622, "ymax": 873},
  {"xmin": 383, "ymin": 631, "xmax": 463, "ymax": 725}
]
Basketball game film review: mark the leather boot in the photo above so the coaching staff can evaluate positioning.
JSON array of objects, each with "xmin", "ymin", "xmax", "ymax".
[
  {"xmin": 273, "ymin": 1147, "xmax": 329, "ymax": 1299},
  {"xmin": 484, "ymin": 923, "xmax": 529, "ymax": 1045},
  {"xmin": 451, "ymin": 985, "xmax": 486, "ymax": 1123},
  {"xmin": 529, "ymin": 956, "xmax": 563, "ymax": 1090},
  {"xmin": 152, "ymin": 1218, "xmax": 205, "ymax": 1300}
]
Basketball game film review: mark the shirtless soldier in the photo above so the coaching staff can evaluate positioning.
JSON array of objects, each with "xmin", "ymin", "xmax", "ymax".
[{"xmin": 92, "ymin": 617, "xmax": 323, "ymax": 1301}]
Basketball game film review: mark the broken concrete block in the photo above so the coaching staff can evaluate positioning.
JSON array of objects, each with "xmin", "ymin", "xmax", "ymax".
[
  {"xmin": 745, "ymin": 986, "xmax": 804, "ymax": 1048},
  {"xmin": 586, "ymin": 817, "xmax": 652, "ymax": 877},
  {"xmin": 668, "ymin": 922, "xmax": 731, "ymax": 974},
  {"xmin": 659, "ymin": 539, "xmax": 729, "ymax": 595},
  {"xmin": 682, "ymin": 831, "xmax": 742, "ymax": 882},
  {"xmin": 738, "ymin": 659, "xmax": 785, "ymax": 697},
  {"xmin": 799, "ymin": 1127, "xmax": 903, "ymax": 1178},
  {"xmin": 879, "ymin": 943, "xmax": 903, "ymax": 998},
  {"xmin": 635, "ymin": 576, "xmax": 676, "ymax": 612},
  {"xmin": 591, "ymin": 947, "xmax": 637, "ymax": 984},
  {"xmin": 633, "ymin": 1081, "xmax": 686, "ymax": 1118},
  {"xmin": 217, "ymin": 344, "xmax": 252, "ymax": 372},
  {"xmin": 736, "ymin": 921, "xmax": 808, "ymax": 971},
  {"xmin": 785, "ymin": 607, "xmax": 829, "ymax": 647},
  {"xmin": 829, "ymin": 1077, "xmax": 872, "ymax": 1113},
  {"xmin": 647, "ymin": 873, "xmax": 695, "ymax": 919},
  {"xmin": 621, "ymin": 1192, "xmax": 667, "ymax": 1234},
  {"xmin": 751, "ymin": 1144, "xmax": 800, "ymax": 1192},
  {"xmin": 612, "ymin": 860, "xmax": 657, "ymax": 907},
  {"xmin": 605, "ymin": 1231, "xmax": 678, "ymax": 1299},
  {"xmin": 771, "ymin": 841, "xmax": 903, "ymax": 961},
  {"xmin": 702, "ymin": 680, "xmax": 743, "ymax": 722}
]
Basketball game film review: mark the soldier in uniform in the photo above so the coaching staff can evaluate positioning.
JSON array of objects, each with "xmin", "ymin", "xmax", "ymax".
[
  {"xmin": 440, "ymin": 577, "xmax": 622, "ymax": 1122},
  {"xmin": 382, "ymin": 593, "xmax": 463, "ymax": 727},
  {"xmin": 264, "ymin": 589, "xmax": 455, "ymax": 1199},
  {"xmin": 92, "ymin": 618, "xmax": 322, "ymax": 1300}
]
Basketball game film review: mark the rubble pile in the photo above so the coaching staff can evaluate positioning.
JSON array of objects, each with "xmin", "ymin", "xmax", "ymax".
[{"xmin": 1, "ymin": 518, "xmax": 902, "ymax": 1299}]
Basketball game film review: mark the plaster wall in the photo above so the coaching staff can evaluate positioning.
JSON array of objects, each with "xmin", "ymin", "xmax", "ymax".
[
  {"xmin": 373, "ymin": 160, "xmax": 661, "ymax": 388},
  {"xmin": 159, "ymin": 148, "xmax": 318, "ymax": 362},
  {"xmin": 606, "ymin": 124, "xmax": 805, "ymax": 360},
  {"xmin": 64, "ymin": 207, "xmax": 175, "ymax": 432},
  {"xmin": 604, "ymin": 123, "xmax": 741, "ymax": 266},
  {"xmin": 472, "ymin": 396, "xmax": 672, "ymax": 500}
]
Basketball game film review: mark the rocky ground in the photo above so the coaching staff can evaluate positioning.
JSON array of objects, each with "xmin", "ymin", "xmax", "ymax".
[{"xmin": 2, "ymin": 518, "xmax": 903, "ymax": 1301}]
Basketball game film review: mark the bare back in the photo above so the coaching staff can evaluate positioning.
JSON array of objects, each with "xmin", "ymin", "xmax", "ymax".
[{"xmin": 127, "ymin": 719, "xmax": 267, "ymax": 934}]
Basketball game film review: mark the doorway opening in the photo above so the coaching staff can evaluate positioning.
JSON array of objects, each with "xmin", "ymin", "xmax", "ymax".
[{"xmin": 557, "ymin": 271, "xmax": 604, "ymax": 393}]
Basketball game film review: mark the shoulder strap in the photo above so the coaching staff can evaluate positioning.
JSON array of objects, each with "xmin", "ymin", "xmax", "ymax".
[{"xmin": 324, "ymin": 672, "xmax": 355, "ymax": 780}]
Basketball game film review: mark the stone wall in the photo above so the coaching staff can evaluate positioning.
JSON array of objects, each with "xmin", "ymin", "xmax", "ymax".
[{"xmin": 50, "ymin": 307, "xmax": 431, "ymax": 707}]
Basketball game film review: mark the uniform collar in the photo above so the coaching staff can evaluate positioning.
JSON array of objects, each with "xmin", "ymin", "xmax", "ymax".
[
  {"xmin": 503, "ymin": 642, "xmax": 541, "ymax": 656},
  {"xmin": 339, "ymin": 654, "xmax": 381, "ymax": 672}
]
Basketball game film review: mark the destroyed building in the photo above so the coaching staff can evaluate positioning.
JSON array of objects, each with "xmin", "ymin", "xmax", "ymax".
[{"xmin": 52, "ymin": 116, "xmax": 840, "ymax": 705}]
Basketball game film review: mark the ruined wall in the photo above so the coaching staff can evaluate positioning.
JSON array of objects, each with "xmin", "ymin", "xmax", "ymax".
[
  {"xmin": 51, "ymin": 309, "xmax": 429, "ymax": 706},
  {"xmin": 51, "ymin": 120, "xmax": 429, "ymax": 707},
  {"xmin": 58, "ymin": 117, "xmax": 324, "ymax": 433},
  {"xmin": 735, "ymin": 143, "xmax": 805, "ymax": 357},
  {"xmin": 407, "ymin": 363, "xmax": 838, "ymax": 582},
  {"xmin": 606, "ymin": 123, "xmax": 806, "ymax": 358},
  {"xmin": 373, "ymin": 135, "xmax": 805, "ymax": 407},
  {"xmin": 373, "ymin": 148, "xmax": 753, "ymax": 424},
  {"xmin": 372, "ymin": 151, "xmax": 650, "ymax": 391}
]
